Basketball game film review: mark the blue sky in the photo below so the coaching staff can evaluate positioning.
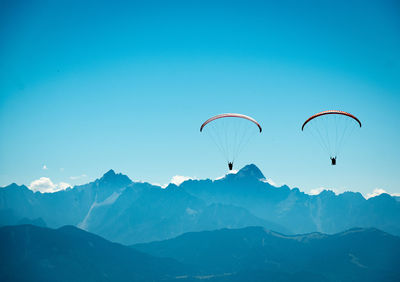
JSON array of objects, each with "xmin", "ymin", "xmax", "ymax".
[{"xmin": 1, "ymin": 0, "xmax": 399, "ymax": 196}]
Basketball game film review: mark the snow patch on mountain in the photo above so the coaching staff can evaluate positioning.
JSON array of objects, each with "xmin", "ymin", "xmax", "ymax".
[{"xmin": 78, "ymin": 190, "xmax": 123, "ymax": 230}]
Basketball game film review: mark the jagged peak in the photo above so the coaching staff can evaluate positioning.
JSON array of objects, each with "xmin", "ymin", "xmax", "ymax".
[
  {"xmin": 97, "ymin": 169, "xmax": 132, "ymax": 186},
  {"xmin": 1, "ymin": 183, "xmax": 30, "ymax": 191},
  {"xmin": 103, "ymin": 169, "xmax": 116, "ymax": 178},
  {"xmin": 3, "ymin": 183, "xmax": 20, "ymax": 189},
  {"xmin": 235, "ymin": 164, "xmax": 265, "ymax": 180},
  {"xmin": 318, "ymin": 189, "xmax": 336, "ymax": 197}
]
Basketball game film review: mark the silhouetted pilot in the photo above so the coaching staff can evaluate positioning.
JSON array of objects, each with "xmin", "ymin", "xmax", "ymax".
[
  {"xmin": 228, "ymin": 162, "xmax": 233, "ymax": 170},
  {"xmin": 330, "ymin": 157, "xmax": 336, "ymax": 165}
]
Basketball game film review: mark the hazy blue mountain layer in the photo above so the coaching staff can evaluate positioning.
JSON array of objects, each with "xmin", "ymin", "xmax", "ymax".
[
  {"xmin": 1, "ymin": 165, "xmax": 399, "ymax": 244},
  {"xmin": 134, "ymin": 226, "xmax": 400, "ymax": 282},
  {"xmin": 0, "ymin": 224, "xmax": 190, "ymax": 282},
  {"xmin": 179, "ymin": 164, "xmax": 400, "ymax": 235},
  {"xmin": 1, "ymin": 224, "xmax": 398, "ymax": 282}
]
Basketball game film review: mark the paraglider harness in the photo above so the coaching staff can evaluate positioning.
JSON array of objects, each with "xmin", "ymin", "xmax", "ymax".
[
  {"xmin": 228, "ymin": 162, "xmax": 233, "ymax": 170},
  {"xmin": 330, "ymin": 157, "xmax": 336, "ymax": 166}
]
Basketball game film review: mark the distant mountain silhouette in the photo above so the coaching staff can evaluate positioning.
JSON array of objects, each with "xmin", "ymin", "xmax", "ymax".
[
  {"xmin": 134, "ymin": 226, "xmax": 400, "ymax": 282},
  {"xmin": 2, "ymin": 224, "xmax": 399, "ymax": 282},
  {"xmin": 230, "ymin": 163, "xmax": 265, "ymax": 180},
  {"xmin": 0, "ymin": 168, "xmax": 286, "ymax": 244},
  {"xmin": 1, "ymin": 164, "xmax": 399, "ymax": 244},
  {"xmin": 0, "ymin": 224, "xmax": 190, "ymax": 282},
  {"xmin": 179, "ymin": 164, "xmax": 400, "ymax": 236}
]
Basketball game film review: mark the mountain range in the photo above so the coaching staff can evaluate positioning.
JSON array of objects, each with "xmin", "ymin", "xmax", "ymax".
[
  {"xmin": 1, "ymin": 164, "xmax": 399, "ymax": 245},
  {"xmin": 0, "ymin": 224, "xmax": 189, "ymax": 282},
  {"xmin": 1, "ymin": 224, "xmax": 399, "ymax": 282},
  {"xmin": 133, "ymin": 226, "xmax": 400, "ymax": 282}
]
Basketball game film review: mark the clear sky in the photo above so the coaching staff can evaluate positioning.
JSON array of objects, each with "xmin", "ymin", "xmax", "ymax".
[{"xmin": 1, "ymin": 0, "xmax": 399, "ymax": 196}]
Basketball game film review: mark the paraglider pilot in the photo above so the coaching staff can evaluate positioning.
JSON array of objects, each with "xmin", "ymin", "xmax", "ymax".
[
  {"xmin": 228, "ymin": 162, "xmax": 233, "ymax": 170},
  {"xmin": 330, "ymin": 157, "xmax": 336, "ymax": 165}
]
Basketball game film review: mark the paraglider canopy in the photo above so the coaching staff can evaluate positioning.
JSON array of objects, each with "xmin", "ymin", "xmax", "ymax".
[
  {"xmin": 200, "ymin": 113, "xmax": 262, "ymax": 170},
  {"xmin": 200, "ymin": 113, "xmax": 262, "ymax": 133},
  {"xmin": 302, "ymin": 110, "xmax": 362, "ymax": 131}
]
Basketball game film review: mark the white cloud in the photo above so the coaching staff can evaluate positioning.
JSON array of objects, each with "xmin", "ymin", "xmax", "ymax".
[
  {"xmin": 69, "ymin": 174, "xmax": 87, "ymax": 180},
  {"xmin": 58, "ymin": 182, "xmax": 71, "ymax": 190},
  {"xmin": 364, "ymin": 188, "xmax": 399, "ymax": 199},
  {"xmin": 29, "ymin": 177, "xmax": 71, "ymax": 193},
  {"xmin": 42, "ymin": 165, "xmax": 48, "ymax": 170},
  {"xmin": 142, "ymin": 176, "xmax": 196, "ymax": 189},
  {"xmin": 170, "ymin": 175, "xmax": 194, "ymax": 186},
  {"xmin": 29, "ymin": 177, "xmax": 55, "ymax": 192},
  {"xmin": 261, "ymin": 178, "xmax": 278, "ymax": 187},
  {"xmin": 307, "ymin": 187, "xmax": 399, "ymax": 199},
  {"xmin": 214, "ymin": 170, "xmax": 238, "ymax": 180},
  {"xmin": 309, "ymin": 187, "xmax": 324, "ymax": 195},
  {"xmin": 309, "ymin": 187, "xmax": 338, "ymax": 196}
]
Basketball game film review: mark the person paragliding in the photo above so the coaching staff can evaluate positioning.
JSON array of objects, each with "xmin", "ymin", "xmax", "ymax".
[
  {"xmin": 302, "ymin": 110, "xmax": 361, "ymax": 166},
  {"xmin": 200, "ymin": 113, "xmax": 262, "ymax": 170}
]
